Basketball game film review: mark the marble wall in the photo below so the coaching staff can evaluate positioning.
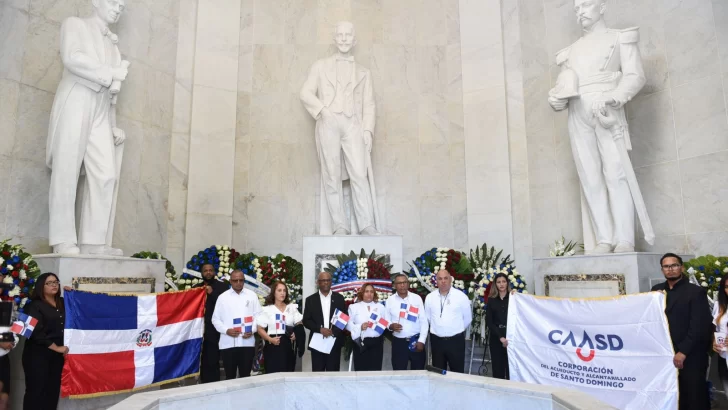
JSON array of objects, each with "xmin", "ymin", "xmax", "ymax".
[
  {"xmin": 520, "ymin": 0, "xmax": 728, "ymax": 259},
  {"xmin": 0, "ymin": 0, "xmax": 176, "ymax": 256}
]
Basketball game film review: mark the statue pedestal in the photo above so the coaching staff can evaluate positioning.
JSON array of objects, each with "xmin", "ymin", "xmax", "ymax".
[
  {"xmin": 301, "ymin": 235, "xmax": 403, "ymax": 371},
  {"xmin": 533, "ymin": 252, "xmax": 694, "ymax": 297},
  {"xmin": 10, "ymin": 255, "xmax": 166, "ymax": 410}
]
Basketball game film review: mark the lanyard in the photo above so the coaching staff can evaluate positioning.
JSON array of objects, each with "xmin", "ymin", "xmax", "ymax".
[{"xmin": 440, "ymin": 292, "xmax": 450, "ymax": 318}]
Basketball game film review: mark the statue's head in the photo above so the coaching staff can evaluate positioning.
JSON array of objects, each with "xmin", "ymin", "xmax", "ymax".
[
  {"xmin": 92, "ymin": 0, "xmax": 125, "ymax": 25},
  {"xmin": 573, "ymin": 0, "xmax": 605, "ymax": 29},
  {"xmin": 333, "ymin": 21, "xmax": 356, "ymax": 54}
]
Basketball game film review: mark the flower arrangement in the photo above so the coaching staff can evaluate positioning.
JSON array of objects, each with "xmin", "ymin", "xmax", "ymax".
[
  {"xmin": 231, "ymin": 253, "xmax": 304, "ymax": 305},
  {"xmin": 684, "ymin": 255, "xmax": 728, "ymax": 300},
  {"xmin": 131, "ymin": 251, "xmax": 177, "ymax": 292},
  {"xmin": 272, "ymin": 254, "xmax": 303, "ymax": 304},
  {"xmin": 468, "ymin": 243, "xmax": 527, "ymax": 341},
  {"xmin": 549, "ymin": 236, "xmax": 580, "ymax": 257},
  {"xmin": 324, "ymin": 249, "xmax": 393, "ymax": 308},
  {"xmin": 407, "ymin": 247, "xmax": 474, "ymax": 299},
  {"xmin": 181, "ymin": 245, "xmax": 240, "ymax": 290},
  {"xmin": 0, "ymin": 239, "xmax": 41, "ymax": 309}
]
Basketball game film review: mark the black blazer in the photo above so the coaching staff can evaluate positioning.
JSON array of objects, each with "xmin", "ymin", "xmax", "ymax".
[
  {"xmin": 302, "ymin": 291, "xmax": 347, "ymax": 350},
  {"xmin": 652, "ymin": 279, "xmax": 712, "ymax": 369}
]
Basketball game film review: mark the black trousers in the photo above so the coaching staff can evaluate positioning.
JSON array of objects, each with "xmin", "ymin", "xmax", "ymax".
[
  {"xmin": 431, "ymin": 332, "xmax": 465, "ymax": 373},
  {"xmin": 391, "ymin": 337, "xmax": 426, "ymax": 370},
  {"xmin": 221, "ymin": 347, "xmax": 255, "ymax": 379},
  {"xmin": 678, "ymin": 366, "xmax": 709, "ymax": 410},
  {"xmin": 22, "ymin": 344, "xmax": 64, "ymax": 410},
  {"xmin": 353, "ymin": 336, "xmax": 384, "ymax": 371},
  {"xmin": 199, "ymin": 337, "xmax": 220, "ymax": 383},
  {"xmin": 489, "ymin": 335, "xmax": 509, "ymax": 379},
  {"xmin": 310, "ymin": 345, "xmax": 342, "ymax": 371},
  {"xmin": 263, "ymin": 334, "xmax": 295, "ymax": 374},
  {"xmin": 0, "ymin": 355, "xmax": 9, "ymax": 394}
]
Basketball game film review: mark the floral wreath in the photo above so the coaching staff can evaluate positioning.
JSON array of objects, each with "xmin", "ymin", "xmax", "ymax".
[
  {"xmin": 407, "ymin": 247, "xmax": 474, "ymax": 299},
  {"xmin": 685, "ymin": 255, "xmax": 728, "ymax": 301},
  {"xmin": 181, "ymin": 245, "xmax": 240, "ymax": 290},
  {"xmin": 272, "ymin": 254, "xmax": 303, "ymax": 304},
  {"xmin": 131, "ymin": 251, "xmax": 177, "ymax": 292},
  {"xmin": 232, "ymin": 253, "xmax": 305, "ymax": 306},
  {"xmin": 0, "ymin": 239, "xmax": 41, "ymax": 309},
  {"xmin": 468, "ymin": 243, "xmax": 527, "ymax": 341},
  {"xmin": 324, "ymin": 249, "xmax": 393, "ymax": 309}
]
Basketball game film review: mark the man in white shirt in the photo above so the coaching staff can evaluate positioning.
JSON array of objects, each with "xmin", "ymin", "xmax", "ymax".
[
  {"xmin": 424, "ymin": 269, "xmax": 472, "ymax": 373},
  {"xmin": 385, "ymin": 273, "xmax": 429, "ymax": 370},
  {"xmin": 212, "ymin": 270, "xmax": 262, "ymax": 379}
]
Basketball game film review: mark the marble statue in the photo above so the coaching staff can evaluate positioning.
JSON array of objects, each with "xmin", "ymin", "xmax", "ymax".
[
  {"xmin": 46, "ymin": 0, "xmax": 128, "ymax": 256},
  {"xmin": 547, "ymin": 0, "xmax": 654, "ymax": 254},
  {"xmin": 300, "ymin": 21, "xmax": 380, "ymax": 236}
]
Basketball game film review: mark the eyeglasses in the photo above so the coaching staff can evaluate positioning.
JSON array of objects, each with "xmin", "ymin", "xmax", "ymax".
[
  {"xmin": 229, "ymin": 279, "xmax": 244, "ymax": 283},
  {"xmin": 318, "ymin": 279, "xmax": 332, "ymax": 283},
  {"xmin": 661, "ymin": 264, "xmax": 682, "ymax": 270},
  {"xmin": 45, "ymin": 281, "xmax": 60, "ymax": 286}
]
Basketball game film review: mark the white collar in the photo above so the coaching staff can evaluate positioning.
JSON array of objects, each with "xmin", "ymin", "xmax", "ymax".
[{"xmin": 319, "ymin": 291, "xmax": 331, "ymax": 299}]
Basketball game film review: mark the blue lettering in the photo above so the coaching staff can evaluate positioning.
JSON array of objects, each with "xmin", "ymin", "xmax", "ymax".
[
  {"xmin": 595, "ymin": 334, "xmax": 608, "ymax": 350},
  {"xmin": 608, "ymin": 335, "xmax": 623, "ymax": 351},
  {"xmin": 549, "ymin": 330, "xmax": 563, "ymax": 344},
  {"xmin": 578, "ymin": 331, "xmax": 594, "ymax": 350},
  {"xmin": 562, "ymin": 331, "xmax": 576, "ymax": 347}
]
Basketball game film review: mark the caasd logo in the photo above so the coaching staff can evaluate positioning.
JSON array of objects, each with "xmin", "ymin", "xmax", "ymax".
[{"xmin": 548, "ymin": 330, "xmax": 623, "ymax": 362}]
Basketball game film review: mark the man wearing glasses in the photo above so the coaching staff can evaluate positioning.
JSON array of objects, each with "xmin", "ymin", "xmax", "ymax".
[
  {"xmin": 651, "ymin": 253, "xmax": 712, "ymax": 410},
  {"xmin": 211, "ymin": 270, "xmax": 262, "ymax": 379},
  {"xmin": 302, "ymin": 272, "xmax": 347, "ymax": 371},
  {"xmin": 385, "ymin": 273, "xmax": 428, "ymax": 370}
]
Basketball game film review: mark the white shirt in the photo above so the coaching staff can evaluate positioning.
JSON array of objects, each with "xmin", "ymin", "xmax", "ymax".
[
  {"xmin": 713, "ymin": 303, "xmax": 727, "ymax": 359},
  {"xmin": 384, "ymin": 292, "xmax": 429, "ymax": 344},
  {"xmin": 258, "ymin": 304, "xmax": 303, "ymax": 336},
  {"xmin": 211, "ymin": 288, "xmax": 262, "ymax": 349},
  {"xmin": 346, "ymin": 301, "xmax": 385, "ymax": 340},
  {"xmin": 425, "ymin": 288, "xmax": 472, "ymax": 337},
  {"xmin": 319, "ymin": 291, "xmax": 332, "ymax": 328}
]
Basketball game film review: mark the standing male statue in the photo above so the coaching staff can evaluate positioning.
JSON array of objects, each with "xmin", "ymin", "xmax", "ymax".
[
  {"xmin": 46, "ymin": 0, "xmax": 129, "ymax": 255},
  {"xmin": 548, "ymin": 0, "xmax": 654, "ymax": 254},
  {"xmin": 300, "ymin": 21, "xmax": 380, "ymax": 236}
]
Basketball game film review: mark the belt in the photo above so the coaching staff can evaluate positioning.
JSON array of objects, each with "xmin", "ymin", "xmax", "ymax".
[
  {"xmin": 498, "ymin": 325, "xmax": 506, "ymax": 329},
  {"xmin": 432, "ymin": 331, "xmax": 464, "ymax": 341}
]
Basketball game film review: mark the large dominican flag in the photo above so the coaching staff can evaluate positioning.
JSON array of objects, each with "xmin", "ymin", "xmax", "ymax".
[{"xmin": 61, "ymin": 288, "xmax": 206, "ymax": 398}]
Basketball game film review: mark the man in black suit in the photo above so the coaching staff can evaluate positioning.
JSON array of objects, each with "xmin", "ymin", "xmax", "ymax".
[
  {"xmin": 303, "ymin": 271, "xmax": 347, "ymax": 371},
  {"xmin": 193, "ymin": 263, "xmax": 229, "ymax": 383},
  {"xmin": 651, "ymin": 253, "xmax": 712, "ymax": 410}
]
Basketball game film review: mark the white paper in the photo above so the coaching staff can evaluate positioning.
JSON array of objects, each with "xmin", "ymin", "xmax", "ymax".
[{"xmin": 309, "ymin": 333, "xmax": 336, "ymax": 354}]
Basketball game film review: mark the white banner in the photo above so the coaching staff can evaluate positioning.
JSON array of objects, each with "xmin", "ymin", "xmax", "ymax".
[{"xmin": 508, "ymin": 292, "xmax": 677, "ymax": 410}]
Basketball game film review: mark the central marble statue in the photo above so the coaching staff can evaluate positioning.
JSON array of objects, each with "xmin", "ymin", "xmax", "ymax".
[
  {"xmin": 548, "ymin": 0, "xmax": 654, "ymax": 254},
  {"xmin": 300, "ymin": 21, "xmax": 380, "ymax": 236}
]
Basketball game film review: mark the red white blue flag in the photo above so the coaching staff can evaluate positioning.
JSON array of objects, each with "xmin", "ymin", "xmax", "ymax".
[
  {"xmin": 332, "ymin": 308, "xmax": 349, "ymax": 330},
  {"xmin": 244, "ymin": 316, "xmax": 254, "ymax": 333},
  {"xmin": 10, "ymin": 312, "xmax": 37, "ymax": 338},
  {"xmin": 405, "ymin": 305, "xmax": 419, "ymax": 322},
  {"xmin": 61, "ymin": 288, "xmax": 205, "ymax": 398},
  {"xmin": 275, "ymin": 314, "xmax": 286, "ymax": 331},
  {"xmin": 368, "ymin": 313, "xmax": 389, "ymax": 335}
]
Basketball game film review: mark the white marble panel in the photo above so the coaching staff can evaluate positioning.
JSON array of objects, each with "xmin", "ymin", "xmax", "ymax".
[
  {"xmin": 419, "ymin": 144, "xmax": 451, "ymax": 196},
  {"xmin": 377, "ymin": 142, "xmax": 420, "ymax": 197},
  {"xmin": 628, "ymin": 90, "xmax": 678, "ymax": 168},
  {"xmin": 140, "ymin": 127, "xmax": 171, "ymax": 188},
  {"xmin": 371, "ymin": 45, "xmax": 418, "ymax": 94},
  {"xmin": 172, "ymin": 81, "xmax": 192, "ymax": 134},
  {"xmin": 416, "ymin": 0, "xmax": 447, "ymax": 46},
  {"xmin": 237, "ymin": 44, "xmax": 253, "ymax": 93},
  {"xmin": 0, "ymin": 4, "xmax": 28, "ymax": 81},
  {"xmin": 247, "ymin": 195, "xmax": 315, "ymax": 254},
  {"xmin": 28, "ymin": 0, "xmax": 91, "ymax": 23},
  {"xmin": 634, "ymin": 161, "xmax": 685, "ymax": 237},
  {"xmin": 714, "ymin": 0, "xmax": 728, "ymax": 71},
  {"xmin": 252, "ymin": 44, "xmax": 294, "ymax": 93},
  {"xmin": 20, "ymin": 15, "xmax": 61, "ymax": 92},
  {"xmin": 0, "ymin": 79, "xmax": 19, "ymax": 158},
  {"xmin": 377, "ymin": 89, "xmax": 419, "ymax": 143},
  {"xmin": 453, "ymin": 194, "xmax": 468, "ymax": 250},
  {"xmin": 112, "ymin": 177, "xmax": 140, "ymax": 250},
  {"xmin": 548, "ymin": 281, "xmax": 620, "ymax": 298},
  {"xmin": 166, "ymin": 185, "xmax": 187, "ymax": 250},
  {"xmin": 636, "ymin": 234, "xmax": 689, "ymax": 254},
  {"xmin": 116, "ymin": 58, "xmax": 152, "ymax": 124},
  {"xmin": 418, "ymin": 46, "xmax": 448, "ymax": 96},
  {"xmin": 421, "ymin": 196, "xmax": 454, "ymax": 248},
  {"xmin": 184, "ymin": 213, "xmax": 232, "ymax": 261},
  {"xmin": 355, "ymin": 379, "xmax": 428, "ymax": 410},
  {"xmin": 315, "ymin": 2, "xmax": 351, "ymax": 45},
  {"xmin": 12, "ymin": 84, "xmax": 54, "ymax": 163},
  {"xmin": 116, "ymin": 0, "xmax": 152, "ymax": 62},
  {"xmin": 688, "ymin": 232, "xmax": 728, "ymax": 256},
  {"xmin": 0, "ymin": 159, "xmax": 12, "ymax": 233},
  {"xmin": 149, "ymin": 70, "xmax": 176, "ymax": 129},
  {"xmin": 6, "ymin": 161, "xmax": 50, "ymax": 240},
  {"xmin": 381, "ymin": 0, "xmax": 416, "ymax": 46},
  {"xmin": 148, "ymin": 14, "xmax": 178, "ymax": 75},
  {"xmin": 672, "ymin": 74, "xmax": 728, "ymax": 159},
  {"xmin": 285, "ymin": 0, "xmax": 317, "ymax": 45},
  {"xmin": 252, "ymin": 0, "xmax": 285, "ymax": 44},
  {"xmin": 174, "ymin": 0, "xmax": 198, "ymax": 91},
  {"xmin": 115, "ymin": 115, "xmax": 144, "ymax": 183},
  {"xmin": 193, "ymin": 0, "xmax": 240, "ymax": 91},
  {"xmin": 680, "ymin": 150, "xmax": 728, "ymax": 233},
  {"xmin": 467, "ymin": 212, "xmax": 515, "ymax": 256}
]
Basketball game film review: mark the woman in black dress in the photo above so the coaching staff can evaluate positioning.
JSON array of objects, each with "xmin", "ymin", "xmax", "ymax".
[
  {"xmin": 257, "ymin": 281, "xmax": 304, "ymax": 373},
  {"xmin": 486, "ymin": 273, "xmax": 511, "ymax": 379},
  {"xmin": 22, "ymin": 272, "xmax": 67, "ymax": 410}
]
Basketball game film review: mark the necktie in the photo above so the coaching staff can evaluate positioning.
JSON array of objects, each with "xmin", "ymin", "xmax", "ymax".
[
  {"xmin": 101, "ymin": 26, "xmax": 119, "ymax": 44},
  {"xmin": 336, "ymin": 55, "xmax": 354, "ymax": 62}
]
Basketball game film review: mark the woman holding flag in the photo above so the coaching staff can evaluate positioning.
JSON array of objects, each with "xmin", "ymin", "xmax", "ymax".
[
  {"xmin": 346, "ymin": 284, "xmax": 387, "ymax": 371},
  {"xmin": 257, "ymin": 281, "xmax": 304, "ymax": 373}
]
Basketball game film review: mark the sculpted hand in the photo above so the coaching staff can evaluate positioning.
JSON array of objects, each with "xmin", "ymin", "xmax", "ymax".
[
  {"xmin": 547, "ymin": 95, "xmax": 568, "ymax": 111},
  {"xmin": 113, "ymin": 127, "xmax": 126, "ymax": 146},
  {"xmin": 363, "ymin": 131, "xmax": 373, "ymax": 153},
  {"xmin": 319, "ymin": 107, "xmax": 334, "ymax": 124},
  {"xmin": 673, "ymin": 352, "xmax": 686, "ymax": 369},
  {"xmin": 112, "ymin": 61, "xmax": 130, "ymax": 82}
]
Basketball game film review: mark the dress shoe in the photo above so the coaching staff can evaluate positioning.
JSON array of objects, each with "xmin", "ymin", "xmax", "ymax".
[
  {"xmin": 360, "ymin": 226, "xmax": 379, "ymax": 236},
  {"xmin": 589, "ymin": 243, "xmax": 613, "ymax": 254},
  {"xmin": 53, "ymin": 243, "xmax": 80, "ymax": 255},
  {"xmin": 613, "ymin": 242, "xmax": 635, "ymax": 253},
  {"xmin": 80, "ymin": 244, "xmax": 124, "ymax": 256},
  {"xmin": 332, "ymin": 227, "xmax": 350, "ymax": 235}
]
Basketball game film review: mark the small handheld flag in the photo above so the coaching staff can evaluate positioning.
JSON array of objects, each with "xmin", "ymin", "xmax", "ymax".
[
  {"xmin": 275, "ymin": 314, "xmax": 286, "ymax": 332},
  {"xmin": 233, "ymin": 317, "xmax": 242, "ymax": 332},
  {"xmin": 332, "ymin": 308, "xmax": 349, "ymax": 330},
  {"xmin": 406, "ymin": 305, "xmax": 419, "ymax": 322},
  {"xmin": 244, "ymin": 316, "xmax": 254, "ymax": 333},
  {"xmin": 368, "ymin": 313, "xmax": 389, "ymax": 335},
  {"xmin": 399, "ymin": 303, "xmax": 408, "ymax": 319},
  {"xmin": 10, "ymin": 313, "xmax": 37, "ymax": 338}
]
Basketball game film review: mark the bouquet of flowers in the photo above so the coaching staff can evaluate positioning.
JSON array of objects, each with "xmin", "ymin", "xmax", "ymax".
[
  {"xmin": 407, "ymin": 247, "xmax": 473, "ymax": 299},
  {"xmin": 131, "ymin": 251, "xmax": 177, "ymax": 292},
  {"xmin": 181, "ymin": 245, "xmax": 240, "ymax": 290},
  {"xmin": 324, "ymin": 249, "xmax": 393, "ymax": 308},
  {"xmin": 684, "ymin": 255, "xmax": 728, "ymax": 300},
  {"xmin": 549, "ymin": 236, "xmax": 580, "ymax": 257},
  {"xmin": 468, "ymin": 243, "xmax": 526, "ymax": 341},
  {"xmin": 272, "ymin": 254, "xmax": 303, "ymax": 304},
  {"xmin": 0, "ymin": 239, "xmax": 41, "ymax": 309}
]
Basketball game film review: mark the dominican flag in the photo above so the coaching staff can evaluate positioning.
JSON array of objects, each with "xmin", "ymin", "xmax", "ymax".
[
  {"xmin": 61, "ymin": 288, "xmax": 205, "ymax": 398},
  {"xmin": 368, "ymin": 313, "xmax": 389, "ymax": 335},
  {"xmin": 233, "ymin": 318, "xmax": 242, "ymax": 332},
  {"xmin": 405, "ymin": 305, "xmax": 419, "ymax": 322},
  {"xmin": 399, "ymin": 303, "xmax": 408, "ymax": 319},
  {"xmin": 275, "ymin": 314, "xmax": 286, "ymax": 332},
  {"xmin": 244, "ymin": 316, "xmax": 254, "ymax": 333},
  {"xmin": 10, "ymin": 313, "xmax": 37, "ymax": 338},
  {"xmin": 332, "ymin": 308, "xmax": 349, "ymax": 330}
]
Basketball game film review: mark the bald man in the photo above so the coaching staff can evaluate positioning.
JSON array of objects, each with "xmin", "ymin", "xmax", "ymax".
[{"xmin": 302, "ymin": 272, "xmax": 348, "ymax": 371}]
